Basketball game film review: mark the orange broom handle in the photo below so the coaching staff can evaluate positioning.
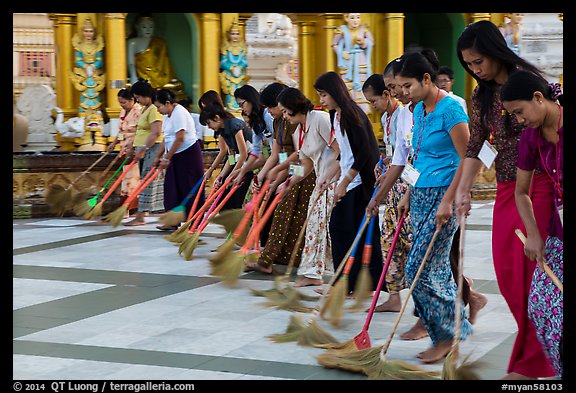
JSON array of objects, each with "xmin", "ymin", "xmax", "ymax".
[
  {"xmin": 231, "ymin": 179, "xmax": 271, "ymax": 239},
  {"xmin": 99, "ymin": 159, "xmax": 138, "ymax": 204},
  {"xmin": 188, "ymin": 177, "xmax": 232, "ymax": 234},
  {"xmin": 124, "ymin": 167, "xmax": 161, "ymax": 207},
  {"xmin": 242, "ymin": 179, "xmax": 271, "ymax": 243},
  {"xmin": 240, "ymin": 191, "xmax": 283, "ymax": 253},
  {"xmin": 190, "ymin": 175, "xmax": 234, "ymax": 224},
  {"xmin": 185, "ymin": 176, "xmax": 208, "ymax": 221}
]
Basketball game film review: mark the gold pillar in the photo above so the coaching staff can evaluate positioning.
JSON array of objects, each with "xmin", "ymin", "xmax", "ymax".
[
  {"xmin": 199, "ymin": 13, "xmax": 221, "ymax": 95},
  {"xmin": 49, "ymin": 13, "xmax": 80, "ymax": 151},
  {"xmin": 465, "ymin": 13, "xmax": 493, "ymax": 101},
  {"xmin": 294, "ymin": 17, "xmax": 318, "ymax": 104},
  {"xmin": 104, "ymin": 13, "xmax": 127, "ymax": 120},
  {"xmin": 383, "ymin": 13, "xmax": 404, "ymax": 66},
  {"xmin": 321, "ymin": 13, "xmax": 342, "ymax": 73},
  {"xmin": 491, "ymin": 13, "xmax": 505, "ymax": 28}
]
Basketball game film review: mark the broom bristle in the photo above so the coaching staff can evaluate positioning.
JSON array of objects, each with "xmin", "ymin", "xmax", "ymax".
[
  {"xmin": 73, "ymin": 201, "xmax": 92, "ymax": 217},
  {"xmin": 348, "ymin": 267, "xmax": 373, "ymax": 312},
  {"xmin": 102, "ymin": 205, "xmax": 128, "ymax": 227},
  {"xmin": 317, "ymin": 345, "xmax": 382, "ymax": 375},
  {"xmin": 442, "ymin": 351, "xmax": 482, "ymax": 380},
  {"xmin": 45, "ymin": 184, "xmax": 66, "ymax": 205},
  {"xmin": 84, "ymin": 202, "xmax": 103, "ymax": 220},
  {"xmin": 322, "ymin": 278, "xmax": 348, "ymax": 327},
  {"xmin": 159, "ymin": 209, "xmax": 185, "ymax": 227},
  {"xmin": 179, "ymin": 233, "xmax": 199, "ymax": 260},
  {"xmin": 366, "ymin": 359, "xmax": 441, "ymax": 380},
  {"xmin": 211, "ymin": 209, "xmax": 245, "ymax": 234},
  {"xmin": 314, "ymin": 338, "xmax": 358, "ymax": 353},
  {"xmin": 46, "ymin": 185, "xmax": 73, "ymax": 215},
  {"xmin": 167, "ymin": 223, "xmax": 192, "ymax": 243},
  {"xmin": 267, "ymin": 314, "xmax": 307, "ymax": 343},
  {"xmin": 211, "ymin": 251, "xmax": 245, "ymax": 286},
  {"xmin": 266, "ymin": 291, "xmax": 316, "ymax": 313},
  {"xmin": 297, "ymin": 319, "xmax": 339, "ymax": 347},
  {"xmin": 209, "ymin": 237, "xmax": 237, "ymax": 266}
]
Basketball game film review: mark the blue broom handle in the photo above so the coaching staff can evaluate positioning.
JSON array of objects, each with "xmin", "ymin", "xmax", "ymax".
[
  {"xmin": 180, "ymin": 177, "xmax": 204, "ymax": 207},
  {"xmin": 349, "ymin": 183, "xmax": 380, "ymax": 258}
]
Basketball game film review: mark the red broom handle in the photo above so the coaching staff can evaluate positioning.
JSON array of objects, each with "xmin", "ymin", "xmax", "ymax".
[
  {"xmin": 186, "ymin": 176, "xmax": 208, "ymax": 221},
  {"xmin": 190, "ymin": 175, "xmax": 234, "ymax": 224},
  {"xmin": 197, "ymin": 184, "xmax": 227, "ymax": 230},
  {"xmin": 231, "ymin": 179, "xmax": 271, "ymax": 240},
  {"xmin": 240, "ymin": 191, "xmax": 283, "ymax": 253},
  {"xmin": 363, "ymin": 213, "xmax": 406, "ymax": 329},
  {"xmin": 124, "ymin": 167, "xmax": 161, "ymax": 207},
  {"xmin": 99, "ymin": 159, "xmax": 138, "ymax": 204},
  {"xmin": 195, "ymin": 184, "xmax": 241, "ymax": 234}
]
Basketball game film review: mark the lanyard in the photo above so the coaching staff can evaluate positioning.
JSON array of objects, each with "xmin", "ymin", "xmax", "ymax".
[
  {"xmin": 298, "ymin": 120, "xmax": 306, "ymax": 152},
  {"xmin": 414, "ymin": 88, "xmax": 440, "ymax": 161},
  {"xmin": 537, "ymin": 104, "xmax": 563, "ymax": 202},
  {"xmin": 385, "ymin": 101, "xmax": 399, "ymax": 138}
]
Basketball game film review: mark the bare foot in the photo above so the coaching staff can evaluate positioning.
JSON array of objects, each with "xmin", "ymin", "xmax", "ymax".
[
  {"xmin": 294, "ymin": 277, "xmax": 324, "ymax": 287},
  {"xmin": 399, "ymin": 319, "xmax": 429, "ymax": 341},
  {"xmin": 123, "ymin": 219, "xmax": 146, "ymax": 227},
  {"xmin": 502, "ymin": 373, "xmax": 535, "ymax": 380},
  {"xmin": 419, "ymin": 341, "xmax": 452, "ymax": 364},
  {"xmin": 373, "ymin": 293, "xmax": 401, "ymax": 312},
  {"xmin": 469, "ymin": 290, "xmax": 488, "ymax": 324},
  {"xmin": 244, "ymin": 261, "xmax": 273, "ymax": 274}
]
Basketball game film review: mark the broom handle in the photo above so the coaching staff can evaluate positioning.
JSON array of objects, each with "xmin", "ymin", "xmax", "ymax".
[
  {"xmin": 187, "ymin": 178, "xmax": 215, "ymax": 221},
  {"xmin": 451, "ymin": 215, "xmax": 466, "ymax": 353},
  {"xmin": 67, "ymin": 152, "xmax": 109, "ymax": 189},
  {"xmin": 380, "ymin": 224, "xmax": 442, "ymax": 358},
  {"xmin": 198, "ymin": 186, "xmax": 227, "ymax": 229},
  {"xmin": 363, "ymin": 213, "xmax": 406, "ymax": 330},
  {"xmin": 240, "ymin": 191, "xmax": 284, "ymax": 253},
  {"xmin": 359, "ymin": 215, "xmax": 377, "ymax": 266},
  {"xmin": 95, "ymin": 156, "xmax": 130, "ymax": 197},
  {"xmin": 98, "ymin": 153, "xmax": 122, "ymax": 185},
  {"xmin": 232, "ymin": 179, "xmax": 271, "ymax": 240},
  {"xmin": 195, "ymin": 184, "xmax": 241, "ymax": 234},
  {"xmin": 188, "ymin": 175, "xmax": 234, "ymax": 232},
  {"xmin": 99, "ymin": 159, "xmax": 138, "ymax": 204},
  {"xmin": 515, "ymin": 229, "xmax": 563, "ymax": 292},
  {"xmin": 124, "ymin": 167, "xmax": 161, "ymax": 207},
  {"xmin": 179, "ymin": 176, "xmax": 205, "ymax": 210}
]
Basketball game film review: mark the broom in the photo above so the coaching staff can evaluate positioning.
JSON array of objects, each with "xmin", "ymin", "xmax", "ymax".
[
  {"xmin": 102, "ymin": 167, "xmax": 161, "ymax": 227},
  {"xmin": 442, "ymin": 215, "xmax": 482, "ymax": 380},
  {"xmin": 74, "ymin": 156, "xmax": 130, "ymax": 217},
  {"xmin": 166, "ymin": 178, "xmax": 217, "ymax": 243},
  {"xmin": 211, "ymin": 191, "xmax": 284, "ymax": 286},
  {"xmin": 175, "ymin": 175, "xmax": 234, "ymax": 249},
  {"xmin": 83, "ymin": 159, "xmax": 139, "ymax": 220},
  {"xmin": 347, "ymin": 215, "xmax": 377, "ymax": 312},
  {"xmin": 515, "ymin": 229, "xmax": 563, "ymax": 292},
  {"xmin": 158, "ymin": 176, "xmax": 206, "ymax": 228},
  {"xmin": 180, "ymin": 184, "xmax": 241, "ymax": 261},
  {"xmin": 267, "ymin": 215, "xmax": 371, "ymax": 346},
  {"xmin": 249, "ymin": 184, "xmax": 326, "ymax": 308},
  {"xmin": 317, "ymin": 224, "xmax": 443, "ymax": 380},
  {"xmin": 210, "ymin": 179, "xmax": 270, "ymax": 266},
  {"xmin": 45, "ymin": 151, "xmax": 110, "ymax": 215},
  {"xmin": 318, "ymin": 213, "xmax": 407, "ymax": 353}
]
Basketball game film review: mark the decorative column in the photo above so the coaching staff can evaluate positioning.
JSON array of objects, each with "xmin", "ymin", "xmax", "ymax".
[
  {"xmin": 321, "ymin": 13, "xmax": 341, "ymax": 73},
  {"xmin": 104, "ymin": 13, "xmax": 127, "ymax": 121},
  {"xmin": 382, "ymin": 13, "xmax": 404, "ymax": 66},
  {"xmin": 465, "ymin": 13, "xmax": 492, "ymax": 100},
  {"xmin": 49, "ymin": 13, "xmax": 79, "ymax": 151},
  {"xmin": 199, "ymin": 13, "xmax": 221, "ymax": 149},
  {"xmin": 292, "ymin": 15, "xmax": 318, "ymax": 105}
]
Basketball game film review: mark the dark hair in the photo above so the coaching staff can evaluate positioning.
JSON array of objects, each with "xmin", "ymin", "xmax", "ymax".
[
  {"xmin": 276, "ymin": 87, "xmax": 314, "ymax": 116},
  {"xmin": 501, "ymin": 70, "xmax": 564, "ymax": 106},
  {"xmin": 233, "ymin": 84, "xmax": 266, "ymax": 134},
  {"xmin": 260, "ymin": 82, "xmax": 288, "ymax": 107},
  {"xmin": 117, "ymin": 88, "xmax": 134, "ymax": 100},
  {"xmin": 198, "ymin": 90, "xmax": 224, "ymax": 111},
  {"xmin": 153, "ymin": 88, "xmax": 176, "ymax": 104},
  {"xmin": 130, "ymin": 78, "xmax": 155, "ymax": 98},
  {"xmin": 456, "ymin": 20, "xmax": 543, "ymax": 129},
  {"xmin": 396, "ymin": 48, "xmax": 440, "ymax": 83},
  {"xmin": 314, "ymin": 71, "xmax": 363, "ymax": 133},
  {"xmin": 437, "ymin": 65, "xmax": 454, "ymax": 80},
  {"xmin": 362, "ymin": 74, "xmax": 388, "ymax": 95},
  {"xmin": 198, "ymin": 102, "xmax": 235, "ymax": 126}
]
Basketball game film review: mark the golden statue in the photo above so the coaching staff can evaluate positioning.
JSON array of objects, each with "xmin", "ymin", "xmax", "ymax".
[
  {"xmin": 127, "ymin": 14, "xmax": 189, "ymax": 105},
  {"xmin": 70, "ymin": 15, "xmax": 106, "ymax": 114},
  {"xmin": 219, "ymin": 19, "xmax": 250, "ymax": 112}
]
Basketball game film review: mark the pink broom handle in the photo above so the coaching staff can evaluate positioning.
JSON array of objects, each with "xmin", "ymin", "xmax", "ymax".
[
  {"xmin": 195, "ymin": 184, "xmax": 241, "ymax": 234},
  {"xmin": 240, "ymin": 191, "xmax": 284, "ymax": 254},
  {"xmin": 363, "ymin": 212, "xmax": 406, "ymax": 330},
  {"xmin": 231, "ymin": 179, "xmax": 271, "ymax": 240},
  {"xmin": 187, "ymin": 175, "xmax": 234, "ymax": 232},
  {"xmin": 197, "ymin": 184, "xmax": 228, "ymax": 230}
]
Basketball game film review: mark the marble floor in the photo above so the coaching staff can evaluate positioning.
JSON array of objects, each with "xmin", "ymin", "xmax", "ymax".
[{"xmin": 13, "ymin": 201, "xmax": 535, "ymax": 382}]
